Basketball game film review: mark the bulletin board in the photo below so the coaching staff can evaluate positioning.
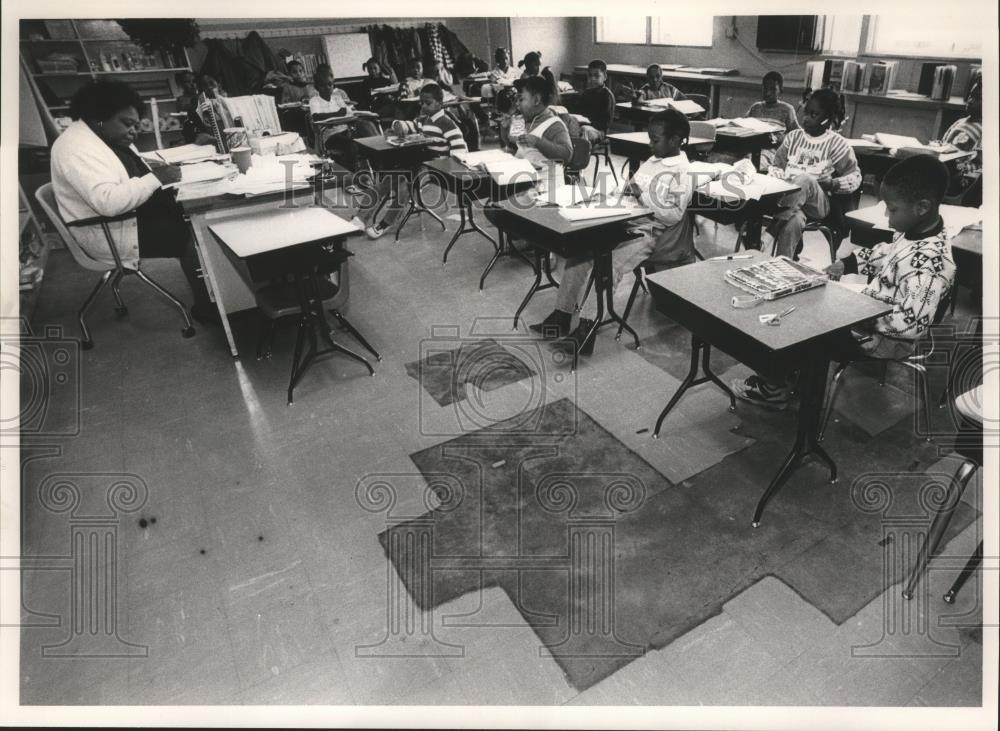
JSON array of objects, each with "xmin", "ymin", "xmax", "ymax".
[{"xmin": 321, "ymin": 33, "xmax": 372, "ymax": 80}]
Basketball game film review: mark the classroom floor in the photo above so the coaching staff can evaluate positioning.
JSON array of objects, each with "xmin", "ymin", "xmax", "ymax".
[{"xmin": 18, "ymin": 155, "xmax": 984, "ymax": 706}]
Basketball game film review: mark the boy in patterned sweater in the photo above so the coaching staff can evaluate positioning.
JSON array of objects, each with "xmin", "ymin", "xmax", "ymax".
[
  {"xmin": 766, "ymin": 88, "xmax": 861, "ymax": 259},
  {"xmin": 733, "ymin": 155, "xmax": 956, "ymax": 408},
  {"xmin": 354, "ymin": 83, "xmax": 467, "ymax": 239}
]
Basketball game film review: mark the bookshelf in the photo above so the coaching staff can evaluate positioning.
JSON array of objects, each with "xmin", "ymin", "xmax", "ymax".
[{"xmin": 19, "ymin": 19, "xmax": 193, "ymax": 151}]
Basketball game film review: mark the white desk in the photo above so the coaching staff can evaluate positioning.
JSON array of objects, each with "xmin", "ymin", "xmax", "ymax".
[{"xmin": 208, "ymin": 208, "xmax": 359, "ymax": 257}]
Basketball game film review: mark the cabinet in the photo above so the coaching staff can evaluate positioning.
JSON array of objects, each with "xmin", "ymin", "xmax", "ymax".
[{"xmin": 19, "ymin": 19, "xmax": 192, "ymax": 151}]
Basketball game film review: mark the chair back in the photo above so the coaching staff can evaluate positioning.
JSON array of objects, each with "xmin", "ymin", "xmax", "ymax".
[
  {"xmin": 567, "ymin": 137, "xmax": 592, "ymax": 176},
  {"xmin": 685, "ymin": 93, "xmax": 711, "ymax": 119},
  {"xmin": 34, "ymin": 183, "xmax": 109, "ymax": 273},
  {"xmin": 688, "ymin": 121, "xmax": 717, "ymax": 142}
]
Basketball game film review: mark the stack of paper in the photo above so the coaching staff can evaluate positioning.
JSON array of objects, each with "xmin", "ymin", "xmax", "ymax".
[
  {"xmin": 644, "ymin": 98, "xmax": 705, "ymax": 115},
  {"xmin": 730, "ymin": 117, "xmax": 784, "ymax": 133},
  {"xmin": 481, "ymin": 158, "xmax": 538, "ymax": 186},
  {"xmin": 140, "ymin": 144, "xmax": 219, "ymax": 165},
  {"xmin": 874, "ymin": 132, "xmax": 923, "ymax": 150},
  {"xmin": 557, "ymin": 198, "xmax": 640, "ymax": 222},
  {"xmin": 249, "ymin": 132, "xmax": 307, "ymax": 156},
  {"xmin": 175, "ymin": 161, "xmax": 236, "ymax": 186},
  {"xmin": 453, "ymin": 148, "xmax": 514, "ymax": 166}
]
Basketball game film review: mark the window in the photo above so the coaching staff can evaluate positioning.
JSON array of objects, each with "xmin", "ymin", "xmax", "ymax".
[
  {"xmin": 596, "ymin": 15, "xmax": 714, "ymax": 47},
  {"xmin": 651, "ymin": 13, "xmax": 713, "ymax": 47},
  {"xmin": 595, "ymin": 16, "xmax": 647, "ymax": 45},
  {"xmin": 820, "ymin": 15, "xmax": 863, "ymax": 55},
  {"xmin": 868, "ymin": 13, "xmax": 983, "ymax": 57}
]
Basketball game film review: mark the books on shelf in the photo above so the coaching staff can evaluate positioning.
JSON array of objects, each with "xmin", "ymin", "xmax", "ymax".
[
  {"xmin": 866, "ymin": 61, "xmax": 899, "ymax": 96},
  {"xmin": 842, "ymin": 61, "xmax": 867, "ymax": 92},
  {"xmin": 930, "ymin": 65, "xmax": 957, "ymax": 101},
  {"xmin": 804, "ymin": 59, "xmax": 846, "ymax": 91}
]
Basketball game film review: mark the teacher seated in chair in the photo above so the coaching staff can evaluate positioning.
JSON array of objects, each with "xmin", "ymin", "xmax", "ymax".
[{"xmin": 50, "ymin": 79, "xmax": 216, "ymax": 324}]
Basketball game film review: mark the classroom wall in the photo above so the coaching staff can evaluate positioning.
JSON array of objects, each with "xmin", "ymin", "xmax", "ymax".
[
  {"xmin": 189, "ymin": 17, "xmax": 502, "ymax": 76},
  {"xmin": 566, "ymin": 16, "xmax": 980, "ymax": 92},
  {"xmin": 509, "ymin": 17, "xmax": 574, "ymax": 81}
]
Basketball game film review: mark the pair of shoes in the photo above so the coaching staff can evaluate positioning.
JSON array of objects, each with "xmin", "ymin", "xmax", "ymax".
[
  {"xmin": 553, "ymin": 318, "xmax": 595, "ymax": 357},
  {"xmin": 730, "ymin": 374, "xmax": 790, "ymax": 410},
  {"xmin": 529, "ymin": 310, "xmax": 572, "ymax": 338},
  {"xmin": 191, "ymin": 302, "xmax": 221, "ymax": 327},
  {"xmin": 365, "ymin": 223, "xmax": 388, "ymax": 240}
]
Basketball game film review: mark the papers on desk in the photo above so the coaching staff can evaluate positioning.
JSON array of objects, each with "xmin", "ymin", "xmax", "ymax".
[
  {"xmin": 687, "ymin": 161, "xmax": 734, "ymax": 180},
  {"xmin": 873, "ymin": 132, "xmax": 922, "ymax": 149},
  {"xmin": 370, "ymin": 85, "xmax": 400, "ymax": 96},
  {"xmin": 643, "ymin": 97, "xmax": 705, "ymax": 115},
  {"xmin": 557, "ymin": 197, "xmax": 642, "ymax": 222},
  {"xmin": 481, "ymin": 157, "xmax": 539, "ymax": 185},
  {"xmin": 848, "ymin": 201, "xmax": 983, "ymax": 234},
  {"xmin": 728, "ymin": 117, "xmax": 784, "ymax": 133},
  {"xmin": 452, "ymin": 148, "xmax": 514, "ymax": 166},
  {"xmin": 140, "ymin": 144, "xmax": 219, "ymax": 165},
  {"xmin": 249, "ymin": 132, "xmax": 306, "ymax": 156},
  {"xmin": 702, "ymin": 171, "xmax": 796, "ymax": 202},
  {"xmin": 847, "ymin": 138, "xmax": 887, "ymax": 149},
  {"xmin": 173, "ymin": 154, "xmax": 316, "ymax": 200},
  {"xmin": 164, "ymin": 161, "xmax": 237, "ymax": 188},
  {"xmin": 532, "ymin": 183, "xmax": 595, "ymax": 207}
]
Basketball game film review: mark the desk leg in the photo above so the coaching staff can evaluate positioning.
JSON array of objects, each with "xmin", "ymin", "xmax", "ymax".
[
  {"xmin": 442, "ymin": 195, "xmax": 497, "ymax": 264},
  {"xmin": 592, "ymin": 251, "xmax": 640, "ymax": 350},
  {"xmin": 395, "ymin": 170, "xmax": 446, "ymax": 242},
  {"xmin": 188, "ymin": 218, "xmax": 239, "ymax": 358},
  {"xmin": 751, "ymin": 359, "xmax": 837, "ymax": 527},
  {"xmin": 652, "ymin": 334, "xmax": 737, "ymax": 438},
  {"xmin": 480, "ymin": 227, "xmax": 535, "ymax": 291},
  {"xmin": 513, "ymin": 248, "xmax": 545, "ymax": 330}
]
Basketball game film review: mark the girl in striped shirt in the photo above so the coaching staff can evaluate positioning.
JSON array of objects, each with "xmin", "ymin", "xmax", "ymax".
[
  {"xmin": 354, "ymin": 83, "xmax": 467, "ymax": 239},
  {"xmin": 767, "ymin": 88, "xmax": 861, "ymax": 259}
]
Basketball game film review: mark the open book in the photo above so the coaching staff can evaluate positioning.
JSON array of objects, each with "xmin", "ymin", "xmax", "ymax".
[
  {"xmin": 481, "ymin": 157, "xmax": 538, "ymax": 186},
  {"xmin": 643, "ymin": 98, "xmax": 705, "ymax": 115}
]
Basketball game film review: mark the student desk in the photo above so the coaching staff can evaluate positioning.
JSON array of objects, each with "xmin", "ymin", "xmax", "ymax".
[
  {"xmin": 421, "ymin": 157, "xmax": 537, "ymax": 289},
  {"xmin": 488, "ymin": 198, "xmax": 653, "ymax": 370},
  {"xmin": 645, "ymin": 250, "xmax": 891, "ymax": 525},
  {"xmin": 688, "ymin": 175, "xmax": 801, "ymax": 250},
  {"xmin": 208, "ymin": 207, "xmax": 373, "ymax": 403},
  {"xmin": 354, "ymin": 135, "xmax": 446, "ymax": 241},
  {"xmin": 850, "ymin": 143, "xmax": 976, "ymax": 185},
  {"xmin": 614, "ymin": 102, "xmax": 704, "ymax": 127},
  {"xmin": 607, "ymin": 131, "xmax": 716, "ymax": 169},
  {"xmin": 180, "ymin": 165, "xmax": 350, "ymax": 358},
  {"xmin": 712, "ymin": 125, "xmax": 781, "ymax": 170}
]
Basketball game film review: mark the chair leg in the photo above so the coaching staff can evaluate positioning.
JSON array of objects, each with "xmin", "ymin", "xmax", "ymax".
[
  {"xmin": 133, "ymin": 268, "xmax": 196, "ymax": 338},
  {"xmin": 77, "ymin": 270, "xmax": 114, "ymax": 350},
  {"xmin": 256, "ymin": 313, "xmax": 278, "ymax": 360},
  {"xmin": 603, "ymin": 150, "xmax": 618, "ymax": 185},
  {"xmin": 590, "ymin": 153, "xmax": 600, "ymax": 189},
  {"xmin": 616, "ymin": 276, "xmax": 643, "ymax": 341},
  {"xmin": 328, "ymin": 309, "xmax": 382, "ymax": 361},
  {"xmin": 943, "ymin": 541, "xmax": 983, "ymax": 603},
  {"xmin": 110, "ymin": 269, "xmax": 127, "ymax": 316},
  {"xmin": 878, "ymin": 360, "xmax": 889, "ymax": 387},
  {"xmin": 903, "ymin": 460, "xmax": 978, "ymax": 600},
  {"xmin": 915, "ymin": 364, "xmax": 932, "ymax": 442},
  {"xmin": 817, "ymin": 361, "xmax": 849, "ymax": 442}
]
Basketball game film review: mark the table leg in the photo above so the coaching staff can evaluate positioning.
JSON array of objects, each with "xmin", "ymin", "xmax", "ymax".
[
  {"xmin": 751, "ymin": 359, "xmax": 837, "ymax": 527},
  {"xmin": 395, "ymin": 170, "xmax": 445, "ymax": 241},
  {"xmin": 513, "ymin": 248, "xmax": 545, "ymax": 330},
  {"xmin": 592, "ymin": 250, "xmax": 640, "ymax": 349},
  {"xmin": 443, "ymin": 195, "xmax": 497, "ymax": 264},
  {"xmin": 652, "ymin": 334, "xmax": 736, "ymax": 438},
  {"xmin": 479, "ymin": 228, "xmax": 534, "ymax": 291}
]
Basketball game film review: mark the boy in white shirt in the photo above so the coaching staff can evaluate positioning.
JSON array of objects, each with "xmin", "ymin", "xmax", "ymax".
[
  {"xmin": 532, "ymin": 109, "xmax": 696, "ymax": 351},
  {"xmin": 308, "ymin": 64, "xmax": 378, "ymax": 170}
]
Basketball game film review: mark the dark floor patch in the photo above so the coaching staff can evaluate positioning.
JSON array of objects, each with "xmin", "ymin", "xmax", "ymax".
[
  {"xmin": 404, "ymin": 338, "xmax": 538, "ymax": 407},
  {"xmin": 634, "ymin": 321, "xmax": 739, "ymax": 381},
  {"xmin": 381, "ymin": 397, "xmax": 977, "ymax": 692}
]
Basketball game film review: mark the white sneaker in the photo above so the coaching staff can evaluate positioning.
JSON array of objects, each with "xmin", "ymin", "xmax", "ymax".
[{"xmin": 365, "ymin": 223, "xmax": 388, "ymax": 240}]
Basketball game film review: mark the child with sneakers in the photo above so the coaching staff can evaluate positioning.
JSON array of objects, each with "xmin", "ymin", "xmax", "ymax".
[
  {"xmin": 530, "ymin": 109, "xmax": 696, "ymax": 352},
  {"xmin": 732, "ymin": 154, "xmax": 956, "ymax": 409},
  {"xmin": 765, "ymin": 87, "xmax": 860, "ymax": 259},
  {"xmin": 353, "ymin": 83, "xmax": 467, "ymax": 239}
]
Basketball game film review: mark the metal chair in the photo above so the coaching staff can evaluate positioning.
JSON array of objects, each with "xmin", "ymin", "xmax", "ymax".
[
  {"xmin": 590, "ymin": 137, "xmax": 619, "ymax": 189},
  {"xmin": 817, "ymin": 288, "xmax": 953, "ymax": 443},
  {"xmin": 565, "ymin": 137, "xmax": 592, "ymax": 185},
  {"xmin": 34, "ymin": 183, "xmax": 194, "ymax": 350},
  {"xmin": 902, "ymin": 385, "xmax": 982, "ymax": 601}
]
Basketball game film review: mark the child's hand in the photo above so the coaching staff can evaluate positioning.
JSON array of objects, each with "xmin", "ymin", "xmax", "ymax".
[
  {"xmin": 816, "ymin": 172, "xmax": 834, "ymax": 191},
  {"xmin": 824, "ymin": 260, "xmax": 845, "ymax": 280},
  {"xmin": 517, "ymin": 133, "xmax": 540, "ymax": 149}
]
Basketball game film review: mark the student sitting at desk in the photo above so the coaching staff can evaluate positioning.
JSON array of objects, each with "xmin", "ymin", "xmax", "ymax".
[
  {"xmin": 497, "ymin": 75, "xmax": 573, "ymax": 164},
  {"xmin": 278, "ymin": 60, "xmax": 315, "ymax": 104},
  {"xmin": 942, "ymin": 76, "xmax": 982, "ymax": 200},
  {"xmin": 481, "ymin": 47, "xmax": 520, "ymax": 99},
  {"xmin": 765, "ymin": 88, "xmax": 860, "ymax": 259},
  {"xmin": 359, "ymin": 57, "xmax": 396, "ymax": 118},
  {"xmin": 733, "ymin": 155, "xmax": 955, "ymax": 408},
  {"xmin": 530, "ymin": 109, "xmax": 696, "ymax": 348},
  {"xmin": 518, "ymin": 51, "xmax": 543, "ymax": 79},
  {"xmin": 399, "ymin": 58, "xmax": 428, "ymax": 98},
  {"xmin": 353, "ymin": 83, "xmax": 467, "ymax": 240},
  {"xmin": 632, "ymin": 64, "xmax": 687, "ymax": 102},
  {"xmin": 578, "ymin": 59, "xmax": 617, "ymax": 146},
  {"xmin": 309, "ymin": 64, "xmax": 380, "ymax": 171},
  {"xmin": 746, "ymin": 71, "xmax": 799, "ymax": 169}
]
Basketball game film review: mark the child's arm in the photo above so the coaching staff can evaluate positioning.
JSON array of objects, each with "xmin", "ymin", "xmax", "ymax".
[
  {"xmin": 828, "ymin": 143, "xmax": 861, "ymax": 193},
  {"xmin": 839, "ymin": 240, "xmax": 891, "ymax": 281},
  {"xmin": 636, "ymin": 168, "xmax": 689, "ymax": 227},
  {"xmin": 766, "ymin": 133, "xmax": 792, "ymax": 177},
  {"xmin": 872, "ymin": 260, "xmax": 952, "ymax": 340}
]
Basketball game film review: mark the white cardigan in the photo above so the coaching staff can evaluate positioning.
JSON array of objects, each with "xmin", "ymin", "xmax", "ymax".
[{"xmin": 50, "ymin": 120, "xmax": 162, "ymax": 269}]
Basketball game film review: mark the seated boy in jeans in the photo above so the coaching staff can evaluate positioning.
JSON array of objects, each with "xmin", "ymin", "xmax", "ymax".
[
  {"xmin": 733, "ymin": 155, "xmax": 956, "ymax": 409},
  {"xmin": 531, "ymin": 109, "xmax": 696, "ymax": 351}
]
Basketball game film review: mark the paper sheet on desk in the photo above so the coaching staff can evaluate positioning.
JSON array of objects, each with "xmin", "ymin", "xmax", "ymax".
[
  {"xmin": 163, "ymin": 162, "xmax": 236, "ymax": 188},
  {"xmin": 728, "ymin": 117, "xmax": 784, "ymax": 133},
  {"xmin": 701, "ymin": 173, "xmax": 793, "ymax": 201},
  {"xmin": 643, "ymin": 98, "xmax": 705, "ymax": 115},
  {"xmin": 140, "ymin": 144, "xmax": 220, "ymax": 165},
  {"xmin": 453, "ymin": 148, "xmax": 514, "ymax": 166},
  {"xmin": 556, "ymin": 198, "xmax": 641, "ymax": 221}
]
